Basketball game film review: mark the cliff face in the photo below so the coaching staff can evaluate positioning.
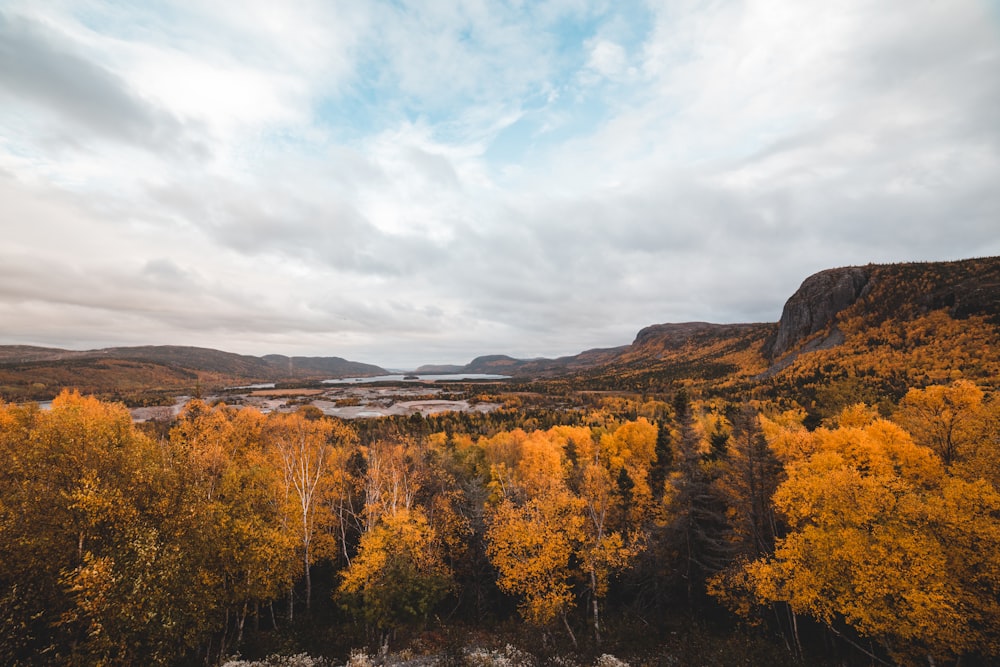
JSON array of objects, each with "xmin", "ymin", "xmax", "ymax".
[
  {"xmin": 769, "ymin": 267, "xmax": 870, "ymax": 359},
  {"xmin": 435, "ymin": 259, "xmax": 1000, "ymax": 383}
]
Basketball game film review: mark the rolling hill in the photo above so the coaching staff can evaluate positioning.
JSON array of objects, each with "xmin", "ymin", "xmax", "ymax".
[{"xmin": 0, "ymin": 345, "xmax": 387, "ymax": 402}]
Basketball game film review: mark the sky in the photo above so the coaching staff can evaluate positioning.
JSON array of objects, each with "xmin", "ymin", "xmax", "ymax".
[{"xmin": 1, "ymin": 0, "xmax": 999, "ymax": 368}]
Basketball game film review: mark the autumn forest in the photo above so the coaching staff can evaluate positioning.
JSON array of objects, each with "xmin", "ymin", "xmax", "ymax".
[{"xmin": 2, "ymin": 259, "xmax": 1000, "ymax": 667}]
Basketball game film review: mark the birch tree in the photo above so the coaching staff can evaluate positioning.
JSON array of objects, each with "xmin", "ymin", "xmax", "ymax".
[{"xmin": 266, "ymin": 410, "xmax": 355, "ymax": 613}]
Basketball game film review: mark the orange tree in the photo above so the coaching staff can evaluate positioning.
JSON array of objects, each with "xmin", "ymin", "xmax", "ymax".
[{"xmin": 726, "ymin": 406, "xmax": 1000, "ymax": 665}]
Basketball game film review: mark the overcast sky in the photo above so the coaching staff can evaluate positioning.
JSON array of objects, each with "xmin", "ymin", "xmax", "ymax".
[{"xmin": 1, "ymin": 1, "xmax": 999, "ymax": 368}]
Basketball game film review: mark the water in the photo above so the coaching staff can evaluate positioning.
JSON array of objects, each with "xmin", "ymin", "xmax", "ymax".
[{"xmin": 324, "ymin": 373, "xmax": 510, "ymax": 384}]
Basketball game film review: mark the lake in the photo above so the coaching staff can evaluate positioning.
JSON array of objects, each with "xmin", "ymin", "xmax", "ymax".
[{"xmin": 323, "ymin": 373, "xmax": 510, "ymax": 384}]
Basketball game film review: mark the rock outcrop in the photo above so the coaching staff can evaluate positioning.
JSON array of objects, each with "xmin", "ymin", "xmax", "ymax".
[
  {"xmin": 633, "ymin": 322, "xmax": 761, "ymax": 349},
  {"xmin": 769, "ymin": 267, "xmax": 870, "ymax": 359}
]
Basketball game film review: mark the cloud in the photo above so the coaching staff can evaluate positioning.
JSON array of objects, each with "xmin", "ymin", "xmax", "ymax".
[
  {"xmin": 0, "ymin": 10, "xmax": 196, "ymax": 154},
  {"xmin": 584, "ymin": 39, "xmax": 628, "ymax": 81},
  {"xmin": 0, "ymin": 0, "xmax": 998, "ymax": 367}
]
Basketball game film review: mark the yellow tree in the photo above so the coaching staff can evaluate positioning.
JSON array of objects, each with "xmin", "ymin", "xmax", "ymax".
[
  {"xmin": 895, "ymin": 379, "xmax": 987, "ymax": 466},
  {"xmin": 576, "ymin": 420, "xmax": 656, "ymax": 643},
  {"xmin": 0, "ymin": 399, "xmax": 69, "ymax": 660},
  {"xmin": 483, "ymin": 426, "xmax": 584, "ymax": 643},
  {"xmin": 265, "ymin": 410, "xmax": 356, "ymax": 614},
  {"xmin": 168, "ymin": 401, "xmax": 297, "ymax": 645},
  {"xmin": 954, "ymin": 393, "xmax": 1000, "ymax": 488},
  {"xmin": 0, "ymin": 391, "xmax": 224, "ymax": 664},
  {"xmin": 338, "ymin": 507, "xmax": 452, "ymax": 633},
  {"xmin": 737, "ymin": 406, "xmax": 1000, "ymax": 665},
  {"xmin": 486, "ymin": 492, "xmax": 584, "ymax": 644},
  {"xmin": 483, "ymin": 422, "xmax": 658, "ymax": 643},
  {"xmin": 338, "ymin": 434, "xmax": 460, "ymax": 649},
  {"xmin": 360, "ymin": 436, "xmax": 423, "ymax": 530}
]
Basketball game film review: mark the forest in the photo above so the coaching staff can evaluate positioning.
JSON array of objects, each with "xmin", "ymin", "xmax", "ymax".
[{"xmin": 2, "ymin": 377, "xmax": 999, "ymax": 667}]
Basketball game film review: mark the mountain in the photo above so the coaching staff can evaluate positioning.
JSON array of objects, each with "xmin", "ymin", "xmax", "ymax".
[
  {"xmin": 439, "ymin": 323, "xmax": 774, "ymax": 386},
  {"xmin": 442, "ymin": 257, "xmax": 1000, "ymax": 401},
  {"xmin": 757, "ymin": 257, "xmax": 1000, "ymax": 412},
  {"xmin": 0, "ymin": 345, "xmax": 386, "ymax": 401},
  {"xmin": 768, "ymin": 258, "xmax": 1000, "ymax": 360},
  {"xmin": 259, "ymin": 354, "xmax": 387, "ymax": 377}
]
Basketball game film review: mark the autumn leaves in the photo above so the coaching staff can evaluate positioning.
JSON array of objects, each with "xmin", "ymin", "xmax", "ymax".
[
  {"xmin": 720, "ymin": 383, "xmax": 1000, "ymax": 665},
  {"xmin": 2, "ymin": 379, "xmax": 999, "ymax": 665},
  {"xmin": 484, "ymin": 423, "xmax": 656, "ymax": 645}
]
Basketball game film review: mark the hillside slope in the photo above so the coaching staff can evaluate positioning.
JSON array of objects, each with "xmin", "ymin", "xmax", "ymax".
[
  {"xmin": 446, "ymin": 257, "xmax": 1000, "ymax": 400},
  {"xmin": 0, "ymin": 345, "xmax": 386, "ymax": 401}
]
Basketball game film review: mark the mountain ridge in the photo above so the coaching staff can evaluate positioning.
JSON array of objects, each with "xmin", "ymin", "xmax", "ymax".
[
  {"xmin": 2, "ymin": 256, "xmax": 998, "ymax": 401},
  {"xmin": 436, "ymin": 257, "xmax": 1000, "ymax": 391}
]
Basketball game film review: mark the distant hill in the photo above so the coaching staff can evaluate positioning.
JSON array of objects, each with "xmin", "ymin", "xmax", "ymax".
[
  {"xmin": 413, "ymin": 363, "xmax": 465, "ymax": 374},
  {"xmin": 0, "ymin": 345, "xmax": 386, "ymax": 401}
]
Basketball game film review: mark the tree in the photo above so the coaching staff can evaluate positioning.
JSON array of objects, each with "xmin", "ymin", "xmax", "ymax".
[
  {"xmin": 168, "ymin": 402, "xmax": 297, "ymax": 649},
  {"xmin": 486, "ymin": 492, "xmax": 584, "ymax": 643},
  {"xmin": 665, "ymin": 394, "xmax": 734, "ymax": 605},
  {"xmin": 338, "ymin": 508, "xmax": 453, "ymax": 633},
  {"xmin": 0, "ymin": 391, "xmax": 230, "ymax": 664},
  {"xmin": 738, "ymin": 406, "xmax": 1000, "ymax": 665},
  {"xmin": 895, "ymin": 379, "xmax": 986, "ymax": 466},
  {"xmin": 715, "ymin": 405, "xmax": 783, "ymax": 560},
  {"xmin": 574, "ymin": 421, "xmax": 655, "ymax": 643},
  {"xmin": 266, "ymin": 411, "xmax": 356, "ymax": 614},
  {"xmin": 483, "ymin": 426, "xmax": 583, "ymax": 643},
  {"xmin": 483, "ymin": 421, "xmax": 657, "ymax": 644}
]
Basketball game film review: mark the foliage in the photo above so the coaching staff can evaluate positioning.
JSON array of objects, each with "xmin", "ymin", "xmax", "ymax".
[
  {"xmin": 3, "ymin": 366, "xmax": 999, "ymax": 665},
  {"xmin": 339, "ymin": 508, "xmax": 453, "ymax": 630},
  {"xmin": 728, "ymin": 405, "xmax": 1000, "ymax": 664}
]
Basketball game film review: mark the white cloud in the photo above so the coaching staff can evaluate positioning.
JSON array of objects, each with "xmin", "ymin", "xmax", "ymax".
[
  {"xmin": 585, "ymin": 38, "xmax": 627, "ymax": 80},
  {"xmin": 1, "ymin": 0, "xmax": 998, "ymax": 367}
]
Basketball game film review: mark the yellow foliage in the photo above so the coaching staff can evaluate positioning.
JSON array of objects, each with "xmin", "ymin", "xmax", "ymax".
[
  {"xmin": 759, "ymin": 410, "xmax": 816, "ymax": 463},
  {"xmin": 486, "ymin": 492, "xmax": 584, "ymax": 626},
  {"xmin": 736, "ymin": 412, "xmax": 1000, "ymax": 664},
  {"xmin": 895, "ymin": 379, "xmax": 988, "ymax": 466},
  {"xmin": 339, "ymin": 507, "xmax": 453, "ymax": 628}
]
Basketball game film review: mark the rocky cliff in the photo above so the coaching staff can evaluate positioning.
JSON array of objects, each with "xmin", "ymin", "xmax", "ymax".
[{"xmin": 769, "ymin": 266, "xmax": 870, "ymax": 359}]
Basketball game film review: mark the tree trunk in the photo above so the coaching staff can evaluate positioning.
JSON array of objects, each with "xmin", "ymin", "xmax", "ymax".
[
  {"xmin": 590, "ymin": 570, "xmax": 601, "ymax": 645},
  {"xmin": 562, "ymin": 613, "xmax": 578, "ymax": 649},
  {"xmin": 791, "ymin": 609, "xmax": 802, "ymax": 660},
  {"xmin": 304, "ymin": 543, "xmax": 312, "ymax": 611},
  {"xmin": 237, "ymin": 603, "xmax": 247, "ymax": 645}
]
